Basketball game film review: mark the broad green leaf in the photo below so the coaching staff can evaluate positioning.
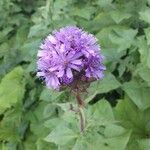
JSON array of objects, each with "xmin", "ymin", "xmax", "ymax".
[
  {"xmin": 122, "ymin": 80, "xmax": 150, "ymax": 110},
  {"xmin": 36, "ymin": 139, "xmax": 57, "ymax": 150},
  {"xmin": 96, "ymin": 26, "xmax": 116, "ymax": 48},
  {"xmin": 20, "ymin": 39, "xmax": 41, "ymax": 61},
  {"xmin": 88, "ymin": 99, "xmax": 115, "ymax": 126},
  {"xmin": 43, "ymin": 104, "xmax": 58, "ymax": 118},
  {"xmin": 114, "ymin": 99, "xmax": 144, "ymax": 149},
  {"xmin": 114, "ymin": 98, "xmax": 150, "ymax": 138},
  {"xmin": 23, "ymin": 135, "xmax": 37, "ymax": 150},
  {"xmin": 101, "ymin": 131, "xmax": 131, "ymax": 150},
  {"xmin": 104, "ymin": 124, "xmax": 126, "ymax": 137},
  {"xmin": 86, "ymin": 72, "xmax": 121, "ymax": 102},
  {"xmin": 45, "ymin": 123, "xmax": 77, "ymax": 145},
  {"xmin": 139, "ymin": 8, "xmax": 150, "ymax": 24},
  {"xmin": 110, "ymin": 11, "xmax": 131, "ymax": 24},
  {"xmin": 109, "ymin": 28, "xmax": 137, "ymax": 52},
  {"xmin": 138, "ymin": 138, "xmax": 150, "ymax": 150},
  {"xmin": 71, "ymin": 6, "xmax": 95, "ymax": 20},
  {"xmin": 72, "ymin": 138, "xmax": 88, "ymax": 150},
  {"xmin": 135, "ymin": 64, "xmax": 150, "ymax": 86},
  {"xmin": 97, "ymin": 0, "xmax": 113, "ymax": 8},
  {"xmin": 44, "ymin": 118, "xmax": 62, "ymax": 129},
  {"xmin": 28, "ymin": 24, "xmax": 48, "ymax": 38},
  {"xmin": 74, "ymin": 129, "xmax": 131, "ymax": 150},
  {"xmin": 145, "ymin": 27, "xmax": 150, "ymax": 45},
  {"xmin": 87, "ymin": 12, "xmax": 114, "ymax": 32},
  {"xmin": 0, "ymin": 66, "xmax": 25, "ymax": 113},
  {"xmin": 137, "ymin": 36, "xmax": 150, "ymax": 68},
  {"xmin": 40, "ymin": 88, "xmax": 65, "ymax": 102},
  {"xmin": 92, "ymin": 72, "xmax": 121, "ymax": 93}
]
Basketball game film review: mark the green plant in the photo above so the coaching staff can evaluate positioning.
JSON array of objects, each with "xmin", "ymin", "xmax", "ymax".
[{"xmin": 0, "ymin": 0, "xmax": 150, "ymax": 149}]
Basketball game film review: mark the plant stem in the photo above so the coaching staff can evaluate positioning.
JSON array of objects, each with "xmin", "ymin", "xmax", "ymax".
[
  {"xmin": 75, "ymin": 92, "xmax": 86, "ymax": 133},
  {"xmin": 78, "ymin": 107, "xmax": 86, "ymax": 133}
]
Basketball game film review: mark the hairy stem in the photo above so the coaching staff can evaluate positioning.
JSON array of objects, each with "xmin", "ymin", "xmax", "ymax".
[
  {"xmin": 78, "ymin": 107, "xmax": 86, "ymax": 133},
  {"xmin": 75, "ymin": 92, "xmax": 86, "ymax": 133}
]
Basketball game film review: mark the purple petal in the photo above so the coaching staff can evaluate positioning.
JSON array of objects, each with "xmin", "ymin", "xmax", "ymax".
[
  {"xmin": 66, "ymin": 68, "xmax": 73, "ymax": 78},
  {"xmin": 57, "ymin": 69, "xmax": 64, "ymax": 77},
  {"xmin": 69, "ymin": 64, "xmax": 81, "ymax": 71},
  {"xmin": 71, "ymin": 59, "xmax": 82, "ymax": 65},
  {"xmin": 48, "ymin": 35, "xmax": 57, "ymax": 44}
]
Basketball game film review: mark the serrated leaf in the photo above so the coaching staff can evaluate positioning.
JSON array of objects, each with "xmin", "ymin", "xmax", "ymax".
[
  {"xmin": 96, "ymin": 26, "xmax": 116, "ymax": 48},
  {"xmin": 138, "ymin": 138, "xmax": 150, "ymax": 150},
  {"xmin": 88, "ymin": 99, "xmax": 114, "ymax": 126},
  {"xmin": 45, "ymin": 123, "xmax": 77, "ymax": 145},
  {"xmin": 114, "ymin": 99, "xmax": 150, "ymax": 149},
  {"xmin": 93, "ymin": 72, "xmax": 121, "ymax": 93},
  {"xmin": 145, "ymin": 27, "xmax": 150, "ymax": 45},
  {"xmin": 40, "ymin": 88, "xmax": 65, "ymax": 102},
  {"xmin": 97, "ymin": 0, "xmax": 113, "ymax": 8},
  {"xmin": 20, "ymin": 39, "xmax": 41, "ymax": 61},
  {"xmin": 86, "ymin": 72, "xmax": 121, "ymax": 102},
  {"xmin": 135, "ymin": 64, "xmax": 150, "ymax": 86},
  {"xmin": 72, "ymin": 138, "xmax": 88, "ymax": 150},
  {"xmin": 137, "ymin": 36, "xmax": 150, "ymax": 68},
  {"xmin": 0, "ymin": 66, "xmax": 25, "ymax": 113},
  {"xmin": 104, "ymin": 124, "xmax": 126, "ymax": 138},
  {"xmin": 36, "ymin": 139, "xmax": 57, "ymax": 150},
  {"xmin": 43, "ymin": 104, "xmax": 57, "ymax": 118},
  {"xmin": 139, "ymin": 8, "xmax": 150, "ymax": 24},
  {"xmin": 122, "ymin": 80, "xmax": 150, "ymax": 110},
  {"xmin": 75, "ymin": 129, "xmax": 130, "ymax": 150},
  {"xmin": 110, "ymin": 11, "xmax": 131, "ymax": 24},
  {"xmin": 109, "ymin": 28, "xmax": 137, "ymax": 52},
  {"xmin": 71, "ymin": 6, "xmax": 95, "ymax": 20}
]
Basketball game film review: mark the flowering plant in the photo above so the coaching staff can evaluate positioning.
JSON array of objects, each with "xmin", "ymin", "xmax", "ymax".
[
  {"xmin": 37, "ymin": 26, "xmax": 105, "ymax": 90},
  {"xmin": 37, "ymin": 26, "xmax": 105, "ymax": 132}
]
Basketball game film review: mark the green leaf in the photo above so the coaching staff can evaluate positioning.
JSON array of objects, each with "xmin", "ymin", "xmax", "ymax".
[
  {"xmin": 40, "ymin": 88, "xmax": 65, "ymax": 102},
  {"xmin": 114, "ymin": 99, "xmax": 150, "ymax": 149},
  {"xmin": 88, "ymin": 99, "xmax": 114, "ymax": 126},
  {"xmin": 20, "ymin": 39, "xmax": 41, "ymax": 61},
  {"xmin": 104, "ymin": 124, "xmax": 126, "ymax": 137},
  {"xmin": 122, "ymin": 80, "xmax": 150, "ymax": 110},
  {"xmin": 109, "ymin": 27, "xmax": 137, "ymax": 52},
  {"xmin": 97, "ymin": 0, "xmax": 113, "ymax": 8},
  {"xmin": 139, "ymin": 8, "xmax": 150, "ymax": 24},
  {"xmin": 145, "ymin": 27, "xmax": 150, "ymax": 45},
  {"xmin": 23, "ymin": 135, "xmax": 36, "ymax": 150},
  {"xmin": 138, "ymin": 138, "xmax": 150, "ymax": 150},
  {"xmin": 93, "ymin": 99, "xmax": 114, "ymax": 120},
  {"xmin": 45, "ymin": 123, "xmax": 77, "ymax": 145},
  {"xmin": 135, "ymin": 64, "xmax": 150, "ymax": 86},
  {"xmin": 110, "ymin": 10, "xmax": 131, "ymax": 24},
  {"xmin": 86, "ymin": 72, "xmax": 121, "ymax": 102},
  {"xmin": 137, "ymin": 36, "xmax": 150, "ymax": 68},
  {"xmin": 71, "ymin": 6, "xmax": 95, "ymax": 20},
  {"xmin": 91, "ymin": 12, "xmax": 114, "ymax": 31},
  {"xmin": 72, "ymin": 138, "xmax": 88, "ymax": 150},
  {"xmin": 92, "ymin": 72, "xmax": 121, "ymax": 93},
  {"xmin": 102, "ymin": 131, "xmax": 131, "ymax": 150},
  {"xmin": 74, "ymin": 129, "xmax": 130, "ymax": 150},
  {"xmin": 96, "ymin": 26, "xmax": 116, "ymax": 48},
  {"xmin": 0, "ymin": 66, "xmax": 25, "ymax": 113},
  {"xmin": 43, "ymin": 104, "xmax": 57, "ymax": 118},
  {"xmin": 36, "ymin": 139, "xmax": 57, "ymax": 150}
]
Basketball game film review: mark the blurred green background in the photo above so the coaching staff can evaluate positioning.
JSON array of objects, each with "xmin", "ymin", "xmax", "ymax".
[{"xmin": 0, "ymin": 0, "xmax": 150, "ymax": 149}]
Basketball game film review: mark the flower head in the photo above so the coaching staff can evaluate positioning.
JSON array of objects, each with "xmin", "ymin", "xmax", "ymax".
[{"xmin": 37, "ymin": 26, "xmax": 105, "ymax": 90}]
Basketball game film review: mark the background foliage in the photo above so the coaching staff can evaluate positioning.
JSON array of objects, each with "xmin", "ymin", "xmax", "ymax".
[{"xmin": 0, "ymin": 0, "xmax": 150, "ymax": 149}]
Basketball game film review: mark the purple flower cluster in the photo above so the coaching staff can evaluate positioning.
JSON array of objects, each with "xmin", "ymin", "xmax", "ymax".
[{"xmin": 37, "ymin": 26, "xmax": 105, "ymax": 90}]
